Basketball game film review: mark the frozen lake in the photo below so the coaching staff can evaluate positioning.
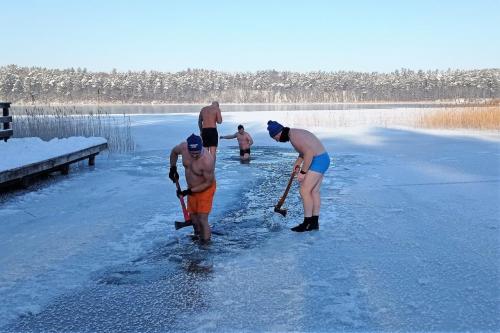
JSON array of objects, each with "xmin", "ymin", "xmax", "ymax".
[
  {"xmin": 10, "ymin": 102, "xmax": 454, "ymax": 115},
  {"xmin": 0, "ymin": 111, "xmax": 499, "ymax": 332}
]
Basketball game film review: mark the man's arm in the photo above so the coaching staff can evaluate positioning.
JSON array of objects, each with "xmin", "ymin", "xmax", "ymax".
[
  {"xmin": 247, "ymin": 133, "xmax": 254, "ymax": 146},
  {"xmin": 293, "ymin": 155, "xmax": 303, "ymax": 171},
  {"xmin": 169, "ymin": 144, "xmax": 182, "ymax": 167},
  {"xmin": 220, "ymin": 133, "xmax": 237, "ymax": 139},
  {"xmin": 216, "ymin": 106, "xmax": 222, "ymax": 124},
  {"xmin": 299, "ymin": 150, "xmax": 314, "ymax": 173},
  {"xmin": 198, "ymin": 112, "xmax": 203, "ymax": 132},
  {"xmin": 169, "ymin": 144, "xmax": 183, "ymax": 182}
]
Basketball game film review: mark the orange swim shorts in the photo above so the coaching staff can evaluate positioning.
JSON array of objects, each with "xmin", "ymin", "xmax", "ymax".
[{"xmin": 187, "ymin": 181, "xmax": 216, "ymax": 214}]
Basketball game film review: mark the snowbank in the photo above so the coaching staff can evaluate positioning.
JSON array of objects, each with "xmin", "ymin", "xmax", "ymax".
[{"xmin": 0, "ymin": 137, "xmax": 107, "ymax": 172}]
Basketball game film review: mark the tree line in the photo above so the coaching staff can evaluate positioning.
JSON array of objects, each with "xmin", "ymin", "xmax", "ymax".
[{"xmin": 1, "ymin": 65, "xmax": 498, "ymax": 104}]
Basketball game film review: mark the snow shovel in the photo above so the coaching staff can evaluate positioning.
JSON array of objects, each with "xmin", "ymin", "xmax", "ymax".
[
  {"xmin": 274, "ymin": 167, "xmax": 298, "ymax": 217},
  {"xmin": 174, "ymin": 179, "xmax": 193, "ymax": 230}
]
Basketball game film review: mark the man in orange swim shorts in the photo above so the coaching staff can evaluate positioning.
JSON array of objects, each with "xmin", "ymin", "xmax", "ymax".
[{"xmin": 169, "ymin": 134, "xmax": 216, "ymax": 243}]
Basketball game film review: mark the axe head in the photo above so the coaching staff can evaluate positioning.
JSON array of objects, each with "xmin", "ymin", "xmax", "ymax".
[
  {"xmin": 274, "ymin": 205, "xmax": 287, "ymax": 217},
  {"xmin": 175, "ymin": 220, "xmax": 193, "ymax": 230}
]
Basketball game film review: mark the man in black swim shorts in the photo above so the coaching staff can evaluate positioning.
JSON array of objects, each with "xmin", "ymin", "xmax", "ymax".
[
  {"xmin": 198, "ymin": 101, "xmax": 222, "ymax": 159},
  {"xmin": 202, "ymin": 128, "xmax": 219, "ymax": 148},
  {"xmin": 220, "ymin": 124, "xmax": 254, "ymax": 161}
]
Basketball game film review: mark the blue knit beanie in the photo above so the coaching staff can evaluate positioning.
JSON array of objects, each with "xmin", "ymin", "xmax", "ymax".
[
  {"xmin": 267, "ymin": 120, "xmax": 284, "ymax": 138},
  {"xmin": 187, "ymin": 133, "xmax": 202, "ymax": 152}
]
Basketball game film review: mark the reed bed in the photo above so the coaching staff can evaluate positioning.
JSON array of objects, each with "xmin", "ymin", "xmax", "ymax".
[
  {"xmin": 279, "ymin": 105, "xmax": 500, "ymax": 130},
  {"xmin": 282, "ymin": 108, "xmax": 426, "ymax": 128},
  {"xmin": 416, "ymin": 106, "xmax": 500, "ymax": 130},
  {"xmin": 12, "ymin": 106, "xmax": 135, "ymax": 152}
]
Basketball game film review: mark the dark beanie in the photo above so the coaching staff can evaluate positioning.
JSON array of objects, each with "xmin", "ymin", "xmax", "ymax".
[
  {"xmin": 267, "ymin": 120, "xmax": 284, "ymax": 137},
  {"xmin": 187, "ymin": 133, "xmax": 202, "ymax": 152}
]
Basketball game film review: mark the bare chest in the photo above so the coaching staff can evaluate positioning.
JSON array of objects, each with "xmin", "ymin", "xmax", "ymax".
[
  {"xmin": 183, "ymin": 159, "xmax": 204, "ymax": 177},
  {"xmin": 236, "ymin": 134, "xmax": 247, "ymax": 143}
]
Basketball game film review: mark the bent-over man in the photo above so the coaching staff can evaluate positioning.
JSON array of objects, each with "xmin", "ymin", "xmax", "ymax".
[{"xmin": 267, "ymin": 120, "xmax": 330, "ymax": 232}]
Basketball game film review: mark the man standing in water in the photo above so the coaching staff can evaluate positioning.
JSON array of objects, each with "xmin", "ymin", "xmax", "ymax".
[
  {"xmin": 199, "ymin": 101, "xmax": 222, "ymax": 158},
  {"xmin": 169, "ymin": 134, "xmax": 216, "ymax": 243},
  {"xmin": 220, "ymin": 124, "xmax": 254, "ymax": 161},
  {"xmin": 267, "ymin": 120, "xmax": 330, "ymax": 232}
]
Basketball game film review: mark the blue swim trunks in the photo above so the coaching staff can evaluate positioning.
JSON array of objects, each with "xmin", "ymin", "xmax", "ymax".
[{"xmin": 309, "ymin": 152, "xmax": 330, "ymax": 174}]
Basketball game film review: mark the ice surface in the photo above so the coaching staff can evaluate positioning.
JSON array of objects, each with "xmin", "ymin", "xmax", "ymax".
[{"xmin": 0, "ymin": 110, "xmax": 499, "ymax": 332}]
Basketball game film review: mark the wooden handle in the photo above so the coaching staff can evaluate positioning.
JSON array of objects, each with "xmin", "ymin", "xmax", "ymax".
[
  {"xmin": 175, "ymin": 179, "xmax": 191, "ymax": 222},
  {"xmin": 276, "ymin": 170, "xmax": 296, "ymax": 208}
]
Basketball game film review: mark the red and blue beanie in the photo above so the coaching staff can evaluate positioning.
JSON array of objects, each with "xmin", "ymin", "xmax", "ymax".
[
  {"xmin": 187, "ymin": 133, "xmax": 202, "ymax": 152},
  {"xmin": 267, "ymin": 120, "xmax": 284, "ymax": 137}
]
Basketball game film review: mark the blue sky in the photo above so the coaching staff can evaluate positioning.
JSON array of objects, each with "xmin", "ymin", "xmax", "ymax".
[{"xmin": 1, "ymin": 0, "xmax": 499, "ymax": 72}]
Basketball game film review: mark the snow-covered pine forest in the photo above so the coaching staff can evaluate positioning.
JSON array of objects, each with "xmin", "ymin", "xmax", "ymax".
[{"xmin": 1, "ymin": 65, "xmax": 498, "ymax": 104}]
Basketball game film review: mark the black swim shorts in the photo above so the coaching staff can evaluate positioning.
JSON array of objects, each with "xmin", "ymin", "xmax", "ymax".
[
  {"xmin": 201, "ymin": 128, "xmax": 218, "ymax": 147},
  {"xmin": 239, "ymin": 148, "xmax": 251, "ymax": 156}
]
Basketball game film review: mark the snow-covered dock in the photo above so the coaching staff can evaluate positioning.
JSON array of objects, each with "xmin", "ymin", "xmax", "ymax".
[{"xmin": 0, "ymin": 137, "xmax": 108, "ymax": 188}]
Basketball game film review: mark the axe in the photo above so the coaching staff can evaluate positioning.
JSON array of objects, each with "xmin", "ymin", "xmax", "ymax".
[
  {"xmin": 274, "ymin": 167, "xmax": 299, "ymax": 217},
  {"xmin": 174, "ymin": 179, "xmax": 193, "ymax": 230}
]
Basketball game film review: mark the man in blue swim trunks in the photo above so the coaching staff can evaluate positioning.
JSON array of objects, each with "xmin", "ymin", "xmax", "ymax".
[{"xmin": 267, "ymin": 120, "xmax": 331, "ymax": 232}]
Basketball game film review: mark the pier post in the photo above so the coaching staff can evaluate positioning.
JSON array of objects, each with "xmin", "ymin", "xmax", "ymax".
[{"xmin": 0, "ymin": 102, "xmax": 12, "ymax": 142}]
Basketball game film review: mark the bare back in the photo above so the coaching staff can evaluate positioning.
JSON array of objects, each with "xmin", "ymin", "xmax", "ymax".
[
  {"xmin": 289, "ymin": 128, "xmax": 326, "ymax": 156},
  {"xmin": 199, "ymin": 105, "xmax": 222, "ymax": 128}
]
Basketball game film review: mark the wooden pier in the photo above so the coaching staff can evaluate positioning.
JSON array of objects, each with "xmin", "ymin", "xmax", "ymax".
[
  {"xmin": 0, "ymin": 142, "xmax": 108, "ymax": 189},
  {"xmin": 0, "ymin": 102, "xmax": 13, "ymax": 142}
]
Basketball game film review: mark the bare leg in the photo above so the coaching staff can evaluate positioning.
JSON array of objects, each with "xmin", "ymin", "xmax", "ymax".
[
  {"xmin": 198, "ymin": 213, "xmax": 211, "ymax": 241},
  {"xmin": 299, "ymin": 186, "xmax": 313, "ymax": 217},
  {"xmin": 300, "ymin": 171, "xmax": 323, "ymax": 217},
  {"xmin": 208, "ymin": 146, "xmax": 217, "ymax": 161},
  {"xmin": 240, "ymin": 153, "xmax": 250, "ymax": 164},
  {"xmin": 312, "ymin": 174, "xmax": 323, "ymax": 215},
  {"xmin": 190, "ymin": 213, "xmax": 201, "ymax": 237}
]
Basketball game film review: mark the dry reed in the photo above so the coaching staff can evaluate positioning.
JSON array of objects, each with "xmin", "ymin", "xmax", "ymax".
[
  {"xmin": 12, "ymin": 106, "xmax": 135, "ymax": 152},
  {"xmin": 416, "ymin": 106, "xmax": 500, "ymax": 130}
]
